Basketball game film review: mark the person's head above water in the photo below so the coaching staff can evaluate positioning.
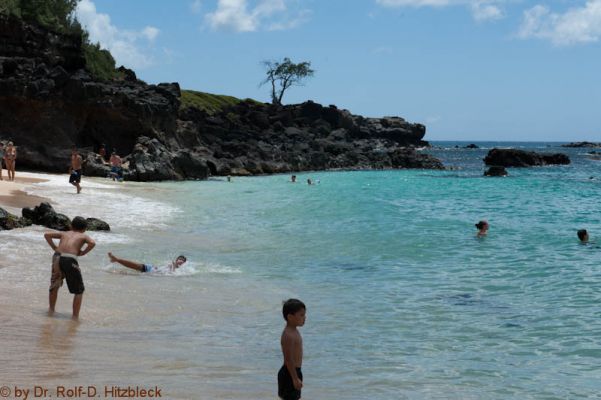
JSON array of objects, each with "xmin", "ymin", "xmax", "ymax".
[
  {"xmin": 475, "ymin": 220, "xmax": 488, "ymax": 230},
  {"xmin": 174, "ymin": 255, "xmax": 187, "ymax": 267},
  {"xmin": 475, "ymin": 220, "xmax": 489, "ymax": 235},
  {"xmin": 577, "ymin": 229, "xmax": 589, "ymax": 242}
]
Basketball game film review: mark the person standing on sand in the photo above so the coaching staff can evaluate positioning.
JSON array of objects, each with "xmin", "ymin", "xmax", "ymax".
[
  {"xmin": 5, "ymin": 141, "xmax": 16, "ymax": 181},
  {"xmin": 69, "ymin": 147, "xmax": 83, "ymax": 193},
  {"xmin": 278, "ymin": 299, "xmax": 306, "ymax": 400},
  {"xmin": 44, "ymin": 217, "xmax": 96, "ymax": 320}
]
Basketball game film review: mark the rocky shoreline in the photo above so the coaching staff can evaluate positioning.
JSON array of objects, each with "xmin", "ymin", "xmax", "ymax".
[{"xmin": 0, "ymin": 15, "xmax": 443, "ymax": 182}]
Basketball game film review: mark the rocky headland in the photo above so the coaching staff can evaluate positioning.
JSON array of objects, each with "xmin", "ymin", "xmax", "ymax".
[{"xmin": 0, "ymin": 15, "xmax": 443, "ymax": 182}]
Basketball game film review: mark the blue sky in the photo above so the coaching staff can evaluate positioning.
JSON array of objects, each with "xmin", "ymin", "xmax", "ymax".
[{"xmin": 75, "ymin": 1, "xmax": 601, "ymax": 141}]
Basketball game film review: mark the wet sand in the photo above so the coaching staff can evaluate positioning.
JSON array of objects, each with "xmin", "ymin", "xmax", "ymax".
[{"xmin": 0, "ymin": 173, "xmax": 51, "ymax": 209}]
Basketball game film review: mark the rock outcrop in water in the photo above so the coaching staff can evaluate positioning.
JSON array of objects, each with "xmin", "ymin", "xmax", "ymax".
[
  {"xmin": 0, "ymin": 15, "xmax": 443, "ymax": 181},
  {"xmin": 0, "ymin": 207, "xmax": 32, "ymax": 230},
  {"xmin": 561, "ymin": 142, "xmax": 601, "ymax": 148},
  {"xmin": 21, "ymin": 202, "xmax": 110, "ymax": 231},
  {"xmin": 484, "ymin": 148, "xmax": 570, "ymax": 167}
]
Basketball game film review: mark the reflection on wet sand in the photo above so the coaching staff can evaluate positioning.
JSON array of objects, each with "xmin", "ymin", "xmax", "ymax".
[{"xmin": 35, "ymin": 318, "xmax": 80, "ymax": 379}]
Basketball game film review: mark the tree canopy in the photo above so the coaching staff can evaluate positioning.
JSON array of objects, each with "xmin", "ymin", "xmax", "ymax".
[
  {"xmin": 0, "ymin": 0, "xmax": 118, "ymax": 80},
  {"xmin": 261, "ymin": 57, "xmax": 315, "ymax": 106}
]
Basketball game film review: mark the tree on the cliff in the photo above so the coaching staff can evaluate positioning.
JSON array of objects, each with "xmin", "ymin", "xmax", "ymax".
[
  {"xmin": 260, "ymin": 57, "xmax": 314, "ymax": 106},
  {"xmin": 0, "ymin": 0, "xmax": 80, "ymax": 33}
]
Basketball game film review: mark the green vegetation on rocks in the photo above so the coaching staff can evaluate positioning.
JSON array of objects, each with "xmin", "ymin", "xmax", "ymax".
[
  {"xmin": 0, "ymin": 0, "xmax": 118, "ymax": 80},
  {"xmin": 180, "ymin": 90, "xmax": 263, "ymax": 114}
]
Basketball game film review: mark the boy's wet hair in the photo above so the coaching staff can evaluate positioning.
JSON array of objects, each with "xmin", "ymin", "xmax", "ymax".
[
  {"xmin": 282, "ymin": 298, "xmax": 306, "ymax": 320},
  {"xmin": 577, "ymin": 229, "xmax": 588, "ymax": 241},
  {"xmin": 71, "ymin": 216, "xmax": 87, "ymax": 231},
  {"xmin": 177, "ymin": 255, "xmax": 186, "ymax": 262},
  {"xmin": 475, "ymin": 221, "xmax": 488, "ymax": 230}
]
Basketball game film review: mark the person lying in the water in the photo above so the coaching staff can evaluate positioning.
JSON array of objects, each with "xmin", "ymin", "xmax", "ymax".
[{"xmin": 107, "ymin": 252, "xmax": 186, "ymax": 273}]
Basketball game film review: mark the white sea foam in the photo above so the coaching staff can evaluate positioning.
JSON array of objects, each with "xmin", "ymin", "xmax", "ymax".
[
  {"xmin": 21, "ymin": 174, "xmax": 181, "ymax": 230},
  {"xmin": 99, "ymin": 260, "xmax": 240, "ymax": 277}
]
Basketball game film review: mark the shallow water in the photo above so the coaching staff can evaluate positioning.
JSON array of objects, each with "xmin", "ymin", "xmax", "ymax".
[{"xmin": 1, "ymin": 142, "xmax": 601, "ymax": 399}]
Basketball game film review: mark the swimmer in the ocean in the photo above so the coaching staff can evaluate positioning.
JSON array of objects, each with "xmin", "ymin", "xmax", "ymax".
[
  {"xmin": 475, "ymin": 220, "xmax": 489, "ymax": 237},
  {"xmin": 107, "ymin": 252, "xmax": 186, "ymax": 273},
  {"xmin": 577, "ymin": 229, "xmax": 589, "ymax": 243}
]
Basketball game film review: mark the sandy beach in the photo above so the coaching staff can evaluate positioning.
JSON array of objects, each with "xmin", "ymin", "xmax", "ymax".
[
  {"xmin": 0, "ymin": 171, "xmax": 51, "ymax": 211},
  {"xmin": 0, "ymin": 172, "xmax": 283, "ymax": 400}
]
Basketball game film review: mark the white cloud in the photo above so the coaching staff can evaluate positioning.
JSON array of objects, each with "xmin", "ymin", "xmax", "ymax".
[
  {"xmin": 142, "ymin": 26, "xmax": 160, "ymax": 41},
  {"xmin": 518, "ymin": 1, "xmax": 601, "ymax": 45},
  {"xmin": 268, "ymin": 8, "xmax": 312, "ymax": 31},
  {"xmin": 470, "ymin": 1, "xmax": 503, "ymax": 22},
  {"xmin": 75, "ymin": 0, "xmax": 160, "ymax": 69},
  {"xmin": 205, "ymin": 0, "xmax": 310, "ymax": 32},
  {"xmin": 190, "ymin": 0, "xmax": 203, "ymax": 14},
  {"xmin": 375, "ymin": 0, "xmax": 505, "ymax": 22}
]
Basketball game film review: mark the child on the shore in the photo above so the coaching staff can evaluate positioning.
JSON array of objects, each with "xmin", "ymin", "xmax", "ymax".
[
  {"xmin": 475, "ymin": 220, "xmax": 489, "ymax": 237},
  {"xmin": 278, "ymin": 299, "xmax": 306, "ymax": 400},
  {"xmin": 44, "ymin": 217, "xmax": 96, "ymax": 320}
]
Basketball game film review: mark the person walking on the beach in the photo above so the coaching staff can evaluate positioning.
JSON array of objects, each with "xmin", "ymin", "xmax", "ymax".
[
  {"xmin": 475, "ymin": 220, "xmax": 489, "ymax": 237},
  {"xmin": 0, "ymin": 142, "xmax": 4, "ymax": 181},
  {"xmin": 107, "ymin": 252, "xmax": 186, "ymax": 273},
  {"xmin": 278, "ymin": 299, "xmax": 306, "ymax": 400},
  {"xmin": 5, "ymin": 141, "xmax": 16, "ymax": 181},
  {"xmin": 44, "ymin": 217, "xmax": 96, "ymax": 320},
  {"xmin": 69, "ymin": 147, "xmax": 83, "ymax": 193}
]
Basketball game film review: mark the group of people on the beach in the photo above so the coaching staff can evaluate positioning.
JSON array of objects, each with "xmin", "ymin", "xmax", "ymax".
[
  {"xmin": 0, "ymin": 141, "xmax": 124, "ymax": 192},
  {"xmin": 0, "ymin": 141, "xmax": 17, "ymax": 181},
  {"xmin": 68, "ymin": 145, "xmax": 124, "ymax": 194},
  {"xmin": 44, "ymin": 217, "xmax": 188, "ymax": 319},
  {"xmin": 43, "ymin": 213, "xmax": 305, "ymax": 399}
]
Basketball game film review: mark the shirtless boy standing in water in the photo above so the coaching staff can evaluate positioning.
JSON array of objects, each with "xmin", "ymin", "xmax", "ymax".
[
  {"xmin": 44, "ymin": 217, "xmax": 96, "ymax": 320},
  {"xmin": 279, "ymin": 299, "xmax": 306, "ymax": 400},
  {"xmin": 69, "ymin": 146, "xmax": 83, "ymax": 193}
]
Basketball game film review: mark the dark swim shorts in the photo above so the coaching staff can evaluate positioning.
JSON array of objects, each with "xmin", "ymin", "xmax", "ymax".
[
  {"xmin": 278, "ymin": 366, "xmax": 302, "ymax": 400},
  {"xmin": 69, "ymin": 169, "xmax": 82, "ymax": 183},
  {"xmin": 59, "ymin": 254, "xmax": 85, "ymax": 294}
]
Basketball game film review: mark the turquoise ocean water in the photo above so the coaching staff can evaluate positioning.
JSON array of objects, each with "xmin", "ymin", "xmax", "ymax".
[{"xmin": 2, "ymin": 141, "xmax": 601, "ymax": 399}]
